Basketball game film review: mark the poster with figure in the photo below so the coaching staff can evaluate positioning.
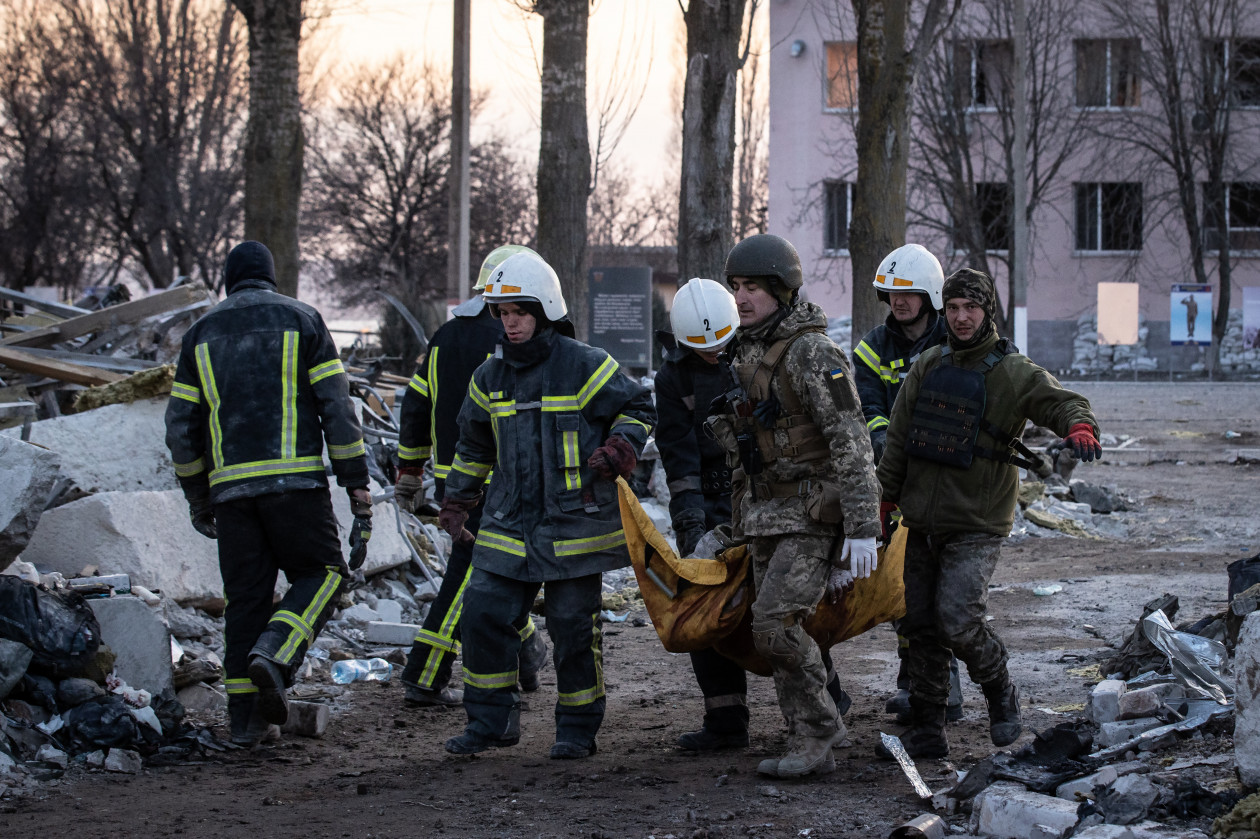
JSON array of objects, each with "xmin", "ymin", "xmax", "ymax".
[
  {"xmin": 1170, "ymin": 284, "xmax": 1212, "ymax": 346},
  {"xmin": 1245, "ymin": 287, "xmax": 1260, "ymax": 350},
  {"xmin": 1097, "ymin": 283, "xmax": 1139, "ymax": 345}
]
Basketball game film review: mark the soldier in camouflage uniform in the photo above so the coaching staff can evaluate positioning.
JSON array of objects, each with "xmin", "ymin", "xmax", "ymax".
[
  {"xmin": 876, "ymin": 268, "xmax": 1101, "ymax": 759},
  {"xmin": 707, "ymin": 234, "xmax": 881, "ymax": 779}
]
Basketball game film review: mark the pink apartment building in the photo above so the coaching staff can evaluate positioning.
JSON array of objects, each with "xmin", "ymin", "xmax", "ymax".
[{"xmin": 767, "ymin": 0, "xmax": 1260, "ymax": 369}]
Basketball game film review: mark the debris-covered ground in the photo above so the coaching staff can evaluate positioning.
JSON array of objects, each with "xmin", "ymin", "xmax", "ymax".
[{"xmin": 3, "ymin": 378, "xmax": 1260, "ymax": 839}]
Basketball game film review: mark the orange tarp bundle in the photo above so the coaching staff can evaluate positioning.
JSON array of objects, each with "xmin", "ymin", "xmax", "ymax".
[{"xmin": 617, "ymin": 477, "xmax": 906, "ymax": 676}]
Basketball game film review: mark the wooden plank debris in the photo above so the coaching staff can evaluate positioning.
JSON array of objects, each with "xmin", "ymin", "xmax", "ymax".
[
  {"xmin": 0, "ymin": 286, "xmax": 90, "ymax": 319},
  {"xmin": 0, "ymin": 346, "xmax": 126, "ymax": 386},
  {"xmin": 1, "ymin": 285, "xmax": 209, "ymax": 349}
]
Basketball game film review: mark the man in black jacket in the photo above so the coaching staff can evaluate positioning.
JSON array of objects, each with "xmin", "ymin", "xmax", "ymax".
[
  {"xmin": 165, "ymin": 241, "xmax": 371, "ymax": 746},
  {"xmin": 395, "ymin": 245, "xmax": 547, "ymax": 707}
]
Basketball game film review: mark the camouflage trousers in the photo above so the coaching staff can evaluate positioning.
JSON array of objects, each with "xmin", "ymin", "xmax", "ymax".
[
  {"xmin": 749, "ymin": 533, "xmax": 840, "ymax": 739},
  {"xmin": 902, "ymin": 530, "xmax": 1008, "ymax": 707}
]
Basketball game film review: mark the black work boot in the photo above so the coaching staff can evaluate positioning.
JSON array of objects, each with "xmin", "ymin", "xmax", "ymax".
[
  {"xmin": 404, "ymin": 684, "xmax": 463, "ymax": 707},
  {"xmin": 676, "ymin": 726, "xmax": 750, "ymax": 751},
  {"xmin": 946, "ymin": 657, "xmax": 964, "ymax": 722},
  {"xmin": 886, "ymin": 654, "xmax": 912, "ymax": 720},
  {"xmin": 983, "ymin": 677, "xmax": 1022, "ymax": 747},
  {"xmin": 875, "ymin": 699, "xmax": 949, "ymax": 760},
  {"xmin": 518, "ymin": 630, "xmax": 549, "ymax": 693},
  {"xmin": 445, "ymin": 729, "xmax": 520, "ymax": 754},
  {"xmin": 247, "ymin": 655, "xmax": 290, "ymax": 726}
]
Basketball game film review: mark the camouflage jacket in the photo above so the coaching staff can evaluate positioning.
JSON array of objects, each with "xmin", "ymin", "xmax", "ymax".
[{"xmin": 709, "ymin": 302, "xmax": 880, "ymax": 541}]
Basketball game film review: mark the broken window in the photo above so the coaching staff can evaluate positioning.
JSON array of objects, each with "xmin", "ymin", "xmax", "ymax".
[
  {"xmin": 952, "ymin": 39, "xmax": 1013, "ymax": 109},
  {"xmin": 1205, "ymin": 38, "xmax": 1260, "ymax": 107},
  {"xmin": 1075, "ymin": 38, "xmax": 1141, "ymax": 108},
  {"xmin": 823, "ymin": 180, "xmax": 851, "ymax": 252},
  {"xmin": 1204, "ymin": 182, "xmax": 1260, "ymax": 251},
  {"xmin": 1075, "ymin": 183, "xmax": 1143, "ymax": 251},
  {"xmin": 825, "ymin": 41, "xmax": 858, "ymax": 110}
]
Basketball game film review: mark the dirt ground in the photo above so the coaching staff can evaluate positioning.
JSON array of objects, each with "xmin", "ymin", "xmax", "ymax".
[{"xmin": 4, "ymin": 383, "xmax": 1260, "ymax": 839}]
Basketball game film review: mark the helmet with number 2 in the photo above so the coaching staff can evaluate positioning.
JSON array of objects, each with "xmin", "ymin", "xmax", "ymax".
[
  {"xmin": 872, "ymin": 244, "xmax": 944, "ymax": 310},
  {"xmin": 670, "ymin": 278, "xmax": 738, "ymax": 352},
  {"xmin": 481, "ymin": 252, "xmax": 568, "ymax": 322}
]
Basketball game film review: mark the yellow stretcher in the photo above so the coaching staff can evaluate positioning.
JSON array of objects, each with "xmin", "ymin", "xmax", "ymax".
[{"xmin": 617, "ymin": 477, "xmax": 906, "ymax": 676}]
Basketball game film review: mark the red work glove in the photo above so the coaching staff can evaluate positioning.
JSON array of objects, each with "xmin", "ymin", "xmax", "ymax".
[
  {"xmin": 1064, "ymin": 423, "xmax": 1101, "ymax": 463},
  {"xmin": 588, "ymin": 435, "xmax": 637, "ymax": 480},
  {"xmin": 880, "ymin": 501, "xmax": 899, "ymax": 543},
  {"xmin": 438, "ymin": 496, "xmax": 478, "ymax": 544}
]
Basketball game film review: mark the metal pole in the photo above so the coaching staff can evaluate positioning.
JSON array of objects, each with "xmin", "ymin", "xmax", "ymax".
[
  {"xmin": 447, "ymin": 0, "xmax": 472, "ymax": 305},
  {"xmin": 1012, "ymin": 0, "xmax": 1029, "ymax": 354}
]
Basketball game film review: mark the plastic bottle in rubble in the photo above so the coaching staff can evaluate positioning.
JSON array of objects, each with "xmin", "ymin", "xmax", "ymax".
[{"xmin": 330, "ymin": 657, "xmax": 393, "ymax": 684}]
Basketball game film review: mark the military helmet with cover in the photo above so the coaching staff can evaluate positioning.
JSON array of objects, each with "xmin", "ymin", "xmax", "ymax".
[{"xmin": 724, "ymin": 233, "xmax": 803, "ymax": 305}]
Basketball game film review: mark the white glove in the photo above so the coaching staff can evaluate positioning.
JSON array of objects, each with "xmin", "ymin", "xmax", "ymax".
[{"xmin": 841, "ymin": 536, "xmax": 879, "ymax": 579}]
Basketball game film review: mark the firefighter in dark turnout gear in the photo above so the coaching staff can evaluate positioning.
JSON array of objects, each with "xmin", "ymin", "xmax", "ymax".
[
  {"xmin": 438, "ymin": 252, "xmax": 655, "ymax": 760},
  {"xmin": 876, "ymin": 268, "xmax": 1102, "ymax": 760},
  {"xmin": 706, "ymin": 234, "xmax": 881, "ymax": 779},
  {"xmin": 852, "ymin": 245, "xmax": 963, "ymax": 725},
  {"xmin": 165, "ymin": 241, "xmax": 372, "ymax": 746},
  {"xmin": 395, "ymin": 245, "xmax": 547, "ymax": 708}
]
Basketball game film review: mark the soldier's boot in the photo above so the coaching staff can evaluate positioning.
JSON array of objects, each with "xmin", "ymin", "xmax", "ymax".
[
  {"xmin": 886, "ymin": 650, "xmax": 912, "ymax": 722},
  {"xmin": 677, "ymin": 726, "xmax": 750, "ymax": 751},
  {"xmin": 875, "ymin": 699, "xmax": 949, "ymax": 760},
  {"xmin": 946, "ymin": 658, "xmax": 965, "ymax": 723},
  {"xmin": 983, "ymin": 676, "xmax": 1023, "ymax": 748},
  {"xmin": 227, "ymin": 695, "xmax": 279, "ymax": 747},
  {"xmin": 757, "ymin": 723, "xmax": 845, "ymax": 778},
  {"xmin": 247, "ymin": 655, "xmax": 290, "ymax": 726},
  {"xmin": 518, "ymin": 629, "xmax": 549, "ymax": 693}
]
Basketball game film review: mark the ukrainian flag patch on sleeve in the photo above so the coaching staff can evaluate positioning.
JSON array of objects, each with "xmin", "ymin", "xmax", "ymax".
[{"xmin": 829, "ymin": 367, "xmax": 846, "ymax": 380}]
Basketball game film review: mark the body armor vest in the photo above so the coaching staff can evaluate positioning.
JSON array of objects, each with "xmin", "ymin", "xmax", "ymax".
[
  {"xmin": 733, "ymin": 328, "xmax": 831, "ymax": 498},
  {"xmin": 907, "ymin": 340, "xmax": 1041, "ymax": 471}
]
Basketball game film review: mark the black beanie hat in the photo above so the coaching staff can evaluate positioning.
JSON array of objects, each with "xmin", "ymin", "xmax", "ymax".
[{"xmin": 224, "ymin": 241, "xmax": 276, "ymax": 293}]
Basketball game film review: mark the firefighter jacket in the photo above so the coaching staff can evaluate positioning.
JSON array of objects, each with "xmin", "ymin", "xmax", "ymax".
[
  {"xmin": 853, "ymin": 310, "xmax": 948, "ymax": 435},
  {"xmin": 653, "ymin": 333, "xmax": 733, "ymax": 525},
  {"xmin": 165, "ymin": 279, "xmax": 370, "ymax": 505},
  {"xmin": 709, "ymin": 302, "xmax": 881, "ymax": 542},
  {"xmin": 877, "ymin": 329, "xmax": 1098, "ymax": 537},
  {"xmin": 442, "ymin": 326, "xmax": 656, "ymax": 582},
  {"xmin": 397, "ymin": 297, "xmax": 503, "ymax": 484}
]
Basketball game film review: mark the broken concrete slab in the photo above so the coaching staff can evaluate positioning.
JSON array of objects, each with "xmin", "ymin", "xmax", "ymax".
[
  {"xmin": 103, "ymin": 748, "xmax": 142, "ymax": 773},
  {"xmin": 375, "ymin": 599, "xmax": 403, "ymax": 623},
  {"xmin": 1056, "ymin": 765, "xmax": 1119, "ymax": 801},
  {"xmin": 1, "ymin": 397, "xmax": 176, "ymax": 494},
  {"xmin": 88, "ymin": 595, "xmax": 172, "ymax": 696},
  {"xmin": 1097, "ymin": 774, "xmax": 1161, "ymax": 825},
  {"xmin": 33, "ymin": 744, "xmax": 68, "ymax": 769},
  {"xmin": 364, "ymin": 622, "xmax": 420, "ymax": 646},
  {"xmin": 1097, "ymin": 718, "xmax": 1165, "ymax": 747},
  {"xmin": 21, "ymin": 490, "xmax": 222, "ymax": 605},
  {"xmin": 972, "ymin": 782, "xmax": 1080, "ymax": 839},
  {"xmin": 281, "ymin": 700, "xmax": 329, "ymax": 738},
  {"xmin": 1235, "ymin": 612, "xmax": 1260, "ymax": 786},
  {"xmin": 176, "ymin": 682, "xmax": 225, "ymax": 713},
  {"xmin": 1090, "ymin": 679, "xmax": 1128, "ymax": 724},
  {"xmin": 1126, "ymin": 821, "xmax": 1209, "ymax": 838},
  {"xmin": 1071, "ymin": 827, "xmax": 1133, "ymax": 839},
  {"xmin": 1118, "ymin": 684, "xmax": 1182, "ymax": 720},
  {"xmin": 0, "ymin": 436, "xmax": 60, "ymax": 563}
]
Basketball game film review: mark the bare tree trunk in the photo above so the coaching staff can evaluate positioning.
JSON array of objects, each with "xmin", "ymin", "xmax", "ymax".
[
  {"xmin": 849, "ymin": 0, "xmax": 955, "ymax": 341},
  {"xmin": 679, "ymin": 0, "xmax": 748, "ymax": 283},
  {"xmin": 534, "ymin": 0, "xmax": 591, "ymax": 339},
  {"xmin": 232, "ymin": 0, "xmax": 304, "ymax": 299}
]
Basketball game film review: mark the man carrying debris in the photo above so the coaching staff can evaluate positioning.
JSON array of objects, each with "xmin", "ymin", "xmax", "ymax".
[
  {"xmin": 851, "ymin": 245, "xmax": 965, "ymax": 727},
  {"xmin": 876, "ymin": 268, "xmax": 1101, "ymax": 759},
  {"xmin": 394, "ymin": 245, "xmax": 548, "ymax": 708},
  {"xmin": 438, "ymin": 251, "xmax": 654, "ymax": 759},
  {"xmin": 706, "ymin": 234, "xmax": 881, "ymax": 778},
  {"xmin": 164, "ymin": 241, "xmax": 372, "ymax": 746}
]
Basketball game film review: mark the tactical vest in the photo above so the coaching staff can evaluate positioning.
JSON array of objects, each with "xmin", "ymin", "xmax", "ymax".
[
  {"xmin": 906, "ymin": 339, "xmax": 1040, "ymax": 471},
  {"xmin": 734, "ymin": 328, "xmax": 833, "ymax": 500}
]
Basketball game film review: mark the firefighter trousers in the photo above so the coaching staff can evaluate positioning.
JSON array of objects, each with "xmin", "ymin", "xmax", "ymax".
[
  {"xmin": 460, "ymin": 568, "xmax": 604, "ymax": 747},
  {"xmin": 216, "ymin": 489, "xmax": 346, "ymax": 716}
]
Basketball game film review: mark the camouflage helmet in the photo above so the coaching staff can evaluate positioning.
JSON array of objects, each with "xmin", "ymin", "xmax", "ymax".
[
  {"xmin": 942, "ymin": 268, "xmax": 997, "ymax": 320},
  {"xmin": 724, "ymin": 234, "xmax": 803, "ymax": 305}
]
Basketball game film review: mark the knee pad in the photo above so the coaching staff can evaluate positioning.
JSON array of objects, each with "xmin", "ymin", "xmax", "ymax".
[{"xmin": 752, "ymin": 618, "xmax": 810, "ymax": 669}]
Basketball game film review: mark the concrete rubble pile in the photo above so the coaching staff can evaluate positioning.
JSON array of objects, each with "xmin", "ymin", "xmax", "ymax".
[{"xmin": 887, "ymin": 569, "xmax": 1260, "ymax": 839}]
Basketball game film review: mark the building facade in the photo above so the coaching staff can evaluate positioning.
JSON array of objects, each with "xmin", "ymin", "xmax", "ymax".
[{"xmin": 768, "ymin": 0, "xmax": 1260, "ymax": 370}]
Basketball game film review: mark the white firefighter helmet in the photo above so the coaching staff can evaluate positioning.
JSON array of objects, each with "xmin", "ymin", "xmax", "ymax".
[
  {"xmin": 670, "ymin": 278, "xmax": 738, "ymax": 351},
  {"xmin": 474, "ymin": 244, "xmax": 539, "ymax": 291},
  {"xmin": 482, "ymin": 251, "xmax": 568, "ymax": 321},
  {"xmin": 872, "ymin": 244, "xmax": 944, "ymax": 311}
]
